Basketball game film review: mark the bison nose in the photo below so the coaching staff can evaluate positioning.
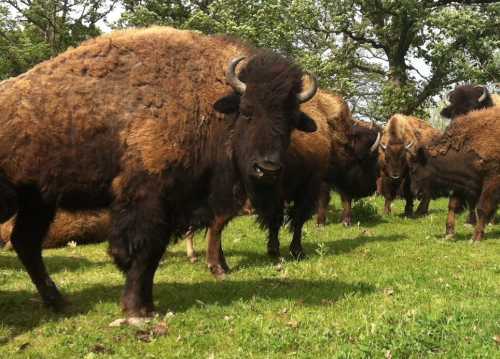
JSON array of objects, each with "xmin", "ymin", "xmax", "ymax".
[{"xmin": 253, "ymin": 160, "xmax": 282, "ymax": 179}]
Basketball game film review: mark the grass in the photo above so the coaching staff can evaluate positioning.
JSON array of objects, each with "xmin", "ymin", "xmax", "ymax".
[{"xmin": 0, "ymin": 195, "xmax": 499, "ymax": 358}]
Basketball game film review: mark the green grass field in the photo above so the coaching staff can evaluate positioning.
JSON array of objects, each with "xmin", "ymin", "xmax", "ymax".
[{"xmin": 1, "ymin": 195, "xmax": 499, "ymax": 358}]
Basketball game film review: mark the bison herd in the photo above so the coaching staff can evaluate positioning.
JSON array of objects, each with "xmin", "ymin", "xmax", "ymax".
[{"xmin": 0, "ymin": 27, "xmax": 498, "ymax": 320}]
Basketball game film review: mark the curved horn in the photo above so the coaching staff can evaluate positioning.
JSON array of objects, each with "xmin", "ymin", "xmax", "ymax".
[
  {"xmin": 476, "ymin": 86, "xmax": 488, "ymax": 102},
  {"xmin": 297, "ymin": 71, "xmax": 318, "ymax": 103},
  {"xmin": 226, "ymin": 57, "xmax": 247, "ymax": 94},
  {"xmin": 405, "ymin": 141, "xmax": 414, "ymax": 150},
  {"xmin": 370, "ymin": 132, "xmax": 381, "ymax": 152}
]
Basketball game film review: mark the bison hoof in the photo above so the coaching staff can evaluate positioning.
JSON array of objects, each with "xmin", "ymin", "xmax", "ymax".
[
  {"xmin": 187, "ymin": 254, "xmax": 198, "ymax": 264},
  {"xmin": 267, "ymin": 248, "xmax": 281, "ymax": 259},
  {"xmin": 208, "ymin": 264, "xmax": 226, "ymax": 280},
  {"xmin": 290, "ymin": 249, "xmax": 306, "ymax": 261},
  {"xmin": 220, "ymin": 260, "xmax": 230, "ymax": 273},
  {"xmin": 342, "ymin": 219, "xmax": 352, "ymax": 227},
  {"xmin": 444, "ymin": 233, "xmax": 456, "ymax": 241},
  {"xmin": 109, "ymin": 316, "xmax": 153, "ymax": 328},
  {"xmin": 414, "ymin": 209, "xmax": 427, "ymax": 217}
]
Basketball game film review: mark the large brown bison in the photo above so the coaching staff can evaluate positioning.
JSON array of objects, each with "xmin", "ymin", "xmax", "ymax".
[
  {"xmin": 410, "ymin": 106, "xmax": 500, "ymax": 241},
  {"xmin": 441, "ymin": 85, "xmax": 497, "ymax": 119},
  {"xmin": 0, "ymin": 27, "xmax": 318, "ymax": 317},
  {"xmin": 378, "ymin": 114, "xmax": 442, "ymax": 216}
]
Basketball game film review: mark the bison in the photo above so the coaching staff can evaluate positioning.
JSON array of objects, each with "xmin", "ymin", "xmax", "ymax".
[
  {"xmin": 439, "ymin": 84, "xmax": 499, "ymax": 236},
  {"xmin": 441, "ymin": 85, "xmax": 497, "ymax": 119},
  {"xmin": 316, "ymin": 118, "xmax": 381, "ymax": 226},
  {"xmin": 410, "ymin": 106, "xmax": 500, "ymax": 241},
  {"xmin": 0, "ymin": 211, "xmax": 109, "ymax": 249},
  {"xmin": 378, "ymin": 114, "xmax": 442, "ymax": 216},
  {"xmin": 0, "ymin": 27, "xmax": 318, "ymax": 317}
]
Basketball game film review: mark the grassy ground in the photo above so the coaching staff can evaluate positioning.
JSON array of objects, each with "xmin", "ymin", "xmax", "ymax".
[{"xmin": 0, "ymin": 195, "xmax": 499, "ymax": 358}]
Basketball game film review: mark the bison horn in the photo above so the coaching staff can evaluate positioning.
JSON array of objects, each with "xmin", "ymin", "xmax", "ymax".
[
  {"xmin": 370, "ymin": 132, "xmax": 381, "ymax": 152},
  {"xmin": 226, "ymin": 57, "xmax": 247, "ymax": 94},
  {"xmin": 405, "ymin": 141, "xmax": 414, "ymax": 150},
  {"xmin": 476, "ymin": 86, "xmax": 488, "ymax": 102},
  {"xmin": 297, "ymin": 71, "xmax": 318, "ymax": 103}
]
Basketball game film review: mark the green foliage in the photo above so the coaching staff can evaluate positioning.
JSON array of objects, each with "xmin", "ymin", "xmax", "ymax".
[
  {"xmin": 0, "ymin": 1, "xmax": 498, "ymax": 116},
  {"xmin": 0, "ymin": 0, "xmax": 115, "ymax": 79},
  {"xmin": 118, "ymin": 0, "xmax": 500, "ymax": 121},
  {"xmin": 1, "ymin": 196, "xmax": 499, "ymax": 357}
]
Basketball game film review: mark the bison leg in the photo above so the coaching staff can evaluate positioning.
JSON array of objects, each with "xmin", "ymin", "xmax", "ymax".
[
  {"xmin": 383, "ymin": 198, "xmax": 392, "ymax": 215},
  {"xmin": 10, "ymin": 187, "xmax": 63, "ymax": 310},
  {"xmin": 184, "ymin": 229, "xmax": 198, "ymax": 263},
  {"xmin": 403, "ymin": 178, "xmax": 414, "ymax": 217},
  {"xmin": 267, "ymin": 216, "xmax": 283, "ymax": 259},
  {"xmin": 472, "ymin": 178, "xmax": 500, "ymax": 242},
  {"xmin": 206, "ymin": 216, "xmax": 230, "ymax": 279},
  {"xmin": 289, "ymin": 178, "xmax": 320, "ymax": 259},
  {"xmin": 381, "ymin": 175, "xmax": 396, "ymax": 215},
  {"xmin": 445, "ymin": 194, "xmax": 462, "ymax": 239},
  {"xmin": 316, "ymin": 182, "xmax": 330, "ymax": 226},
  {"xmin": 415, "ymin": 196, "xmax": 430, "ymax": 217},
  {"xmin": 466, "ymin": 198, "xmax": 478, "ymax": 225},
  {"xmin": 108, "ymin": 186, "xmax": 168, "ymax": 318},
  {"xmin": 340, "ymin": 192, "xmax": 352, "ymax": 227}
]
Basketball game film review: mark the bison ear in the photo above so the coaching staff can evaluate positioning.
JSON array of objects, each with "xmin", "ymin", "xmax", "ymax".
[
  {"xmin": 213, "ymin": 94, "xmax": 240, "ymax": 114},
  {"xmin": 416, "ymin": 147, "xmax": 428, "ymax": 165},
  {"xmin": 296, "ymin": 113, "xmax": 317, "ymax": 133}
]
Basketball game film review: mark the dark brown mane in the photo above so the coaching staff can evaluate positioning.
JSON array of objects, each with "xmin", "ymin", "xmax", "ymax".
[{"xmin": 239, "ymin": 50, "xmax": 303, "ymax": 106}]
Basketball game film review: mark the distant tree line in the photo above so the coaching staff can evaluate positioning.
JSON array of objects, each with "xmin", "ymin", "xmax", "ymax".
[{"xmin": 1, "ymin": 0, "xmax": 499, "ymax": 121}]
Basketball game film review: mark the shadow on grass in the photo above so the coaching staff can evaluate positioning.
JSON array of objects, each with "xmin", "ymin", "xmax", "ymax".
[
  {"xmin": 168, "ymin": 230, "xmax": 407, "ymax": 273},
  {"xmin": 0, "ymin": 276, "xmax": 375, "ymax": 337},
  {"xmin": 0, "ymin": 252, "xmax": 102, "ymax": 274},
  {"xmin": 318, "ymin": 233, "xmax": 406, "ymax": 255}
]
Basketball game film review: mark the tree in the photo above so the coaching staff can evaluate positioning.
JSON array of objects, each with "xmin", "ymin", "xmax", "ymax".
[
  {"xmin": 0, "ymin": 0, "xmax": 117, "ymax": 79},
  {"xmin": 117, "ymin": 0, "xmax": 500, "ymax": 121}
]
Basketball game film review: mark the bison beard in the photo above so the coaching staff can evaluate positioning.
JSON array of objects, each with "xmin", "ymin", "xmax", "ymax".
[{"xmin": 0, "ymin": 27, "xmax": 317, "ymax": 317}]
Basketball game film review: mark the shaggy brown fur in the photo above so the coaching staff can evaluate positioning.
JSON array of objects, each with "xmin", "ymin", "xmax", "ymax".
[
  {"xmin": 378, "ymin": 114, "xmax": 442, "ymax": 216},
  {"xmin": 0, "ymin": 26, "xmax": 316, "ymax": 316},
  {"xmin": 411, "ymin": 106, "xmax": 500, "ymax": 241},
  {"xmin": 1, "ymin": 211, "xmax": 109, "ymax": 249}
]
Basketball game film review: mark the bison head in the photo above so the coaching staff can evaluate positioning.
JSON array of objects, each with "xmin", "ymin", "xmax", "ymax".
[
  {"xmin": 380, "ymin": 140, "xmax": 414, "ymax": 180},
  {"xmin": 213, "ymin": 53, "xmax": 317, "ymax": 189},
  {"xmin": 350, "ymin": 121, "xmax": 381, "ymax": 161},
  {"xmin": 441, "ymin": 85, "xmax": 493, "ymax": 119}
]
